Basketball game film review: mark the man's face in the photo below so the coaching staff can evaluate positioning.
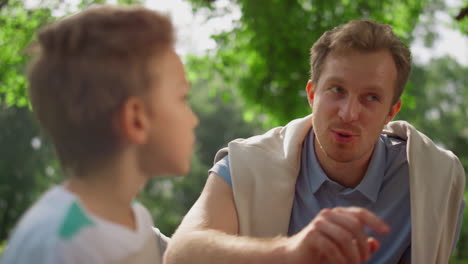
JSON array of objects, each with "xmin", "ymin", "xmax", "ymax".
[
  {"xmin": 142, "ymin": 49, "xmax": 198, "ymax": 176},
  {"xmin": 307, "ymin": 50, "xmax": 401, "ymax": 164}
]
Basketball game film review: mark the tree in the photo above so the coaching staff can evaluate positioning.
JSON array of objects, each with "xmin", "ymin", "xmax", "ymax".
[
  {"xmin": 399, "ymin": 56, "xmax": 468, "ymax": 171},
  {"xmin": 454, "ymin": 2, "xmax": 468, "ymax": 34},
  {"xmin": 186, "ymin": 0, "xmax": 444, "ymax": 125},
  {"xmin": 0, "ymin": 106, "xmax": 59, "ymax": 241},
  {"xmin": 0, "ymin": 0, "xmax": 53, "ymax": 107},
  {"xmin": 0, "ymin": 0, "xmax": 143, "ymax": 107},
  {"xmin": 398, "ymin": 57, "xmax": 468, "ymax": 261}
]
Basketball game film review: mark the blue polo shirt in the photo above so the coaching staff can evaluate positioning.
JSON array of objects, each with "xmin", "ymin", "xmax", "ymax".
[
  {"xmin": 211, "ymin": 129, "xmax": 464, "ymax": 263},
  {"xmin": 290, "ymin": 129, "xmax": 410, "ymax": 263}
]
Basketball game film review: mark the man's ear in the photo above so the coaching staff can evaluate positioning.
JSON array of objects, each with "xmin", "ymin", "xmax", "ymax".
[
  {"xmin": 385, "ymin": 99, "xmax": 402, "ymax": 124},
  {"xmin": 116, "ymin": 97, "xmax": 150, "ymax": 144},
  {"xmin": 306, "ymin": 80, "xmax": 314, "ymax": 107}
]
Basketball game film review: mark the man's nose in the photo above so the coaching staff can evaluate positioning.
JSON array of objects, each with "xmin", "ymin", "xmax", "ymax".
[{"xmin": 338, "ymin": 97, "xmax": 360, "ymax": 122}]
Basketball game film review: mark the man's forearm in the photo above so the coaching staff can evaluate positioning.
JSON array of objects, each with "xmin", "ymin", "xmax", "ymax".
[{"xmin": 164, "ymin": 229, "xmax": 289, "ymax": 264}]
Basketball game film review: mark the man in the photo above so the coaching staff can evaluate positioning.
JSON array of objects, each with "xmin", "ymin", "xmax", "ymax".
[{"xmin": 164, "ymin": 20, "xmax": 465, "ymax": 264}]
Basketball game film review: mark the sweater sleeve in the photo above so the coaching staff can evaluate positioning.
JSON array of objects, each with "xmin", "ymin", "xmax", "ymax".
[{"xmin": 452, "ymin": 199, "xmax": 466, "ymax": 253}]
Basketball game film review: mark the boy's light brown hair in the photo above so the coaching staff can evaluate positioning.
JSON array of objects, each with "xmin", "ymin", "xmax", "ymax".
[
  {"xmin": 28, "ymin": 5, "xmax": 174, "ymax": 176},
  {"xmin": 310, "ymin": 19, "xmax": 412, "ymax": 104}
]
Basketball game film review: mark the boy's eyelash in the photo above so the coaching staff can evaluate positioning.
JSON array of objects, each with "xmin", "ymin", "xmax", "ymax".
[
  {"xmin": 330, "ymin": 86, "xmax": 343, "ymax": 92},
  {"xmin": 366, "ymin": 94, "xmax": 379, "ymax": 101}
]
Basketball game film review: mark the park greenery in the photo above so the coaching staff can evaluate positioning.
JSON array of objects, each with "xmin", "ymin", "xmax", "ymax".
[{"xmin": 0, "ymin": 0, "xmax": 467, "ymax": 262}]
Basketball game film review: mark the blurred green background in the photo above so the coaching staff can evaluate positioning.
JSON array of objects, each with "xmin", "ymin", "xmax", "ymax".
[{"xmin": 0, "ymin": 0, "xmax": 467, "ymax": 262}]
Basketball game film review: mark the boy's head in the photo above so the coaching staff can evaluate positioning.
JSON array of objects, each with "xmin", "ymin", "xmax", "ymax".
[{"xmin": 28, "ymin": 5, "xmax": 198, "ymax": 178}]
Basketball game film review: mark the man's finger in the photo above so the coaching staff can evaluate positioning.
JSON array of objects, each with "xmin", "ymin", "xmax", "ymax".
[
  {"xmin": 322, "ymin": 210, "xmax": 370, "ymax": 261},
  {"xmin": 314, "ymin": 234, "xmax": 347, "ymax": 264},
  {"xmin": 368, "ymin": 237, "xmax": 380, "ymax": 254},
  {"xmin": 334, "ymin": 207, "xmax": 390, "ymax": 234}
]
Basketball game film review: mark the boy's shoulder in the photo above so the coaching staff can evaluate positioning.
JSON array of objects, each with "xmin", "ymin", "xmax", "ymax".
[
  {"xmin": 1, "ymin": 186, "xmax": 94, "ymax": 264},
  {"xmin": 2, "ymin": 188, "xmax": 162, "ymax": 264},
  {"xmin": 13, "ymin": 186, "xmax": 90, "ymax": 239}
]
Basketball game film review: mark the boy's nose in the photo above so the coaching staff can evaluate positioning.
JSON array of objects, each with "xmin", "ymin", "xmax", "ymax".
[{"xmin": 192, "ymin": 110, "xmax": 199, "ymax": 128}]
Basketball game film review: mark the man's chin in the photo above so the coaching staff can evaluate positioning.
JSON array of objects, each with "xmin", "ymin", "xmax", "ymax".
[{"xmin": 325, "ymin": 151, "xmax": 359, "ymax": 163}]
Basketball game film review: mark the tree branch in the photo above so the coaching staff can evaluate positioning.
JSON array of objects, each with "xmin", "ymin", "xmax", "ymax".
[
  {"xmin": 455, "ymin": 6, "xmax": 468, "ymax": 21},
  {"xmin": 0, "ymin": 0, "xmax": 8, "ymax": 11}
]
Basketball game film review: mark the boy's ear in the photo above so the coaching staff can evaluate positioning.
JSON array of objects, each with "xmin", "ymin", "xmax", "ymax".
[
  {"xmin": 306, "ymin": 80, "xmax": 314, "ymax": 107},
  {"xmin": 116, "ymin": 97, "xmax": 150, "ymax": 144}
]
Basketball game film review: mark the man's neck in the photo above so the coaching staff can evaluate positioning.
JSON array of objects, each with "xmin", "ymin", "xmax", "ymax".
[
  {"xmin": 64, "ymin": 157, "xmax": 147, "ymax": 231},
  {"xmin": 313, "ymin": 137, "xmax": 372, "ymax": 188}
]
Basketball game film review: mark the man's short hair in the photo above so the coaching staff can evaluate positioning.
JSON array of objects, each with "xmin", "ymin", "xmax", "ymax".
[
  {"xmin": 310, "ymin": 19, "xmax": 412, "ymax": 103},
  {"xmin": 27, "ymin": 5, "xmax": 174, "ymax": 175}
]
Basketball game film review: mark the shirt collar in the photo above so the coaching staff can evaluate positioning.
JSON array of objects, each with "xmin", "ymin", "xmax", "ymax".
[
  {"xmin": 354, "ymin": 136, "xmax": 386, "ymax": 203},
  {"xmin": 306, "ymin": 129, "xmax": 386, "ymax": 203},
  {"xmin": 305, "ymin": 130, "xmax": 328, "ymax": 194}
]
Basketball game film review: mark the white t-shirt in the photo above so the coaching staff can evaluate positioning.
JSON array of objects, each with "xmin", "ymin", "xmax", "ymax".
[{"xmin": 1, "ymin": 186, "xmax": 169, "ymax": 264}]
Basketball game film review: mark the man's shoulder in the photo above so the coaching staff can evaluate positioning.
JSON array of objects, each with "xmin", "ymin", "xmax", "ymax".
[
  {"xmin": 381, "ymin": 134, "xmax": 407, "ymax": 152},
  {"xmin": 386, "ymin": 120, "xmax": 464, "ymax": 184},
  {"xmin": 379, "ymin": 134, "xmax": 409, "ymax": 178},
  {"xmin": 227, "ymin": 115, "xmax": 312, "ymax": 151},
  {"xmin": 228, "ymin": 126, "xmax": 284, "ymax": 149}
]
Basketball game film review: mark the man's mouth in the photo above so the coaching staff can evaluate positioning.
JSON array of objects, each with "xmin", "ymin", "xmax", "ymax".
[
  {"xmin": 336, "ymin": 131, "xmax": 352, "ymax": 137},
  {"xmin": 332, "ymin": 130, "xmax": 358, "ymax": 142}
]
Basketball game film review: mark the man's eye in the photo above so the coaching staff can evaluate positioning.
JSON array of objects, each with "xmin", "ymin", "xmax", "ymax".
[{"xmin": 366, "ymin": 95, "xmax": 379, "ymax": 101}]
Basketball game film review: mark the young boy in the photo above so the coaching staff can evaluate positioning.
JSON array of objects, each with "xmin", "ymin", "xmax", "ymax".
[{"xmin": 1, "ymin": 5, "xmax": 198, "ymax": 264}]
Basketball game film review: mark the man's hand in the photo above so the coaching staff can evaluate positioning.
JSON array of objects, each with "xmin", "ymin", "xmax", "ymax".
[
  {"xmin": 165, "ymin": 174, "xmax": 390, "ymax": 264},
  {"xmin": 284, "ymin": 207, "xmax": 390, "ymax": 264}
]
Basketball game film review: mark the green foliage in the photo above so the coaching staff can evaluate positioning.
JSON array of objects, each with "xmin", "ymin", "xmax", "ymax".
[
  {"xmin": 187, "ymin": 0, "xmax": 443, "ymax": 125},
  {"xmin": 0, "ymin": 0, "xmax": 142, "ymax": 108},
  {"xmin": 0, "ymin": 106, "xmax": 59, "ymax": 241},
  {"xmin": 398, "ymin": 56, "xmax": 468, "ymax": 171},
  {"xmin": 117, "ymin": 0, "xmax": 144, "ymax": 5},
  {"xmin": 0, "ymin": 0, "xmax": 53, "ymax": 107},
  {"xmin": 458, "ymin": 17, "xmax": 468, "ymax": 35},
  {"xmin": 451, "ymin": 257, "xmax": 468, "ymax": 264},
  {"xmin": 452, "ymin": 1, "xmax": 468, "ymax": 35},
  {"xmin": 138, "ymin": 156, "xmax": 209, "ymax": 235},
  {"xmin": 0, "ymin": 240, "xmax": 4, "ymax": 258}
]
